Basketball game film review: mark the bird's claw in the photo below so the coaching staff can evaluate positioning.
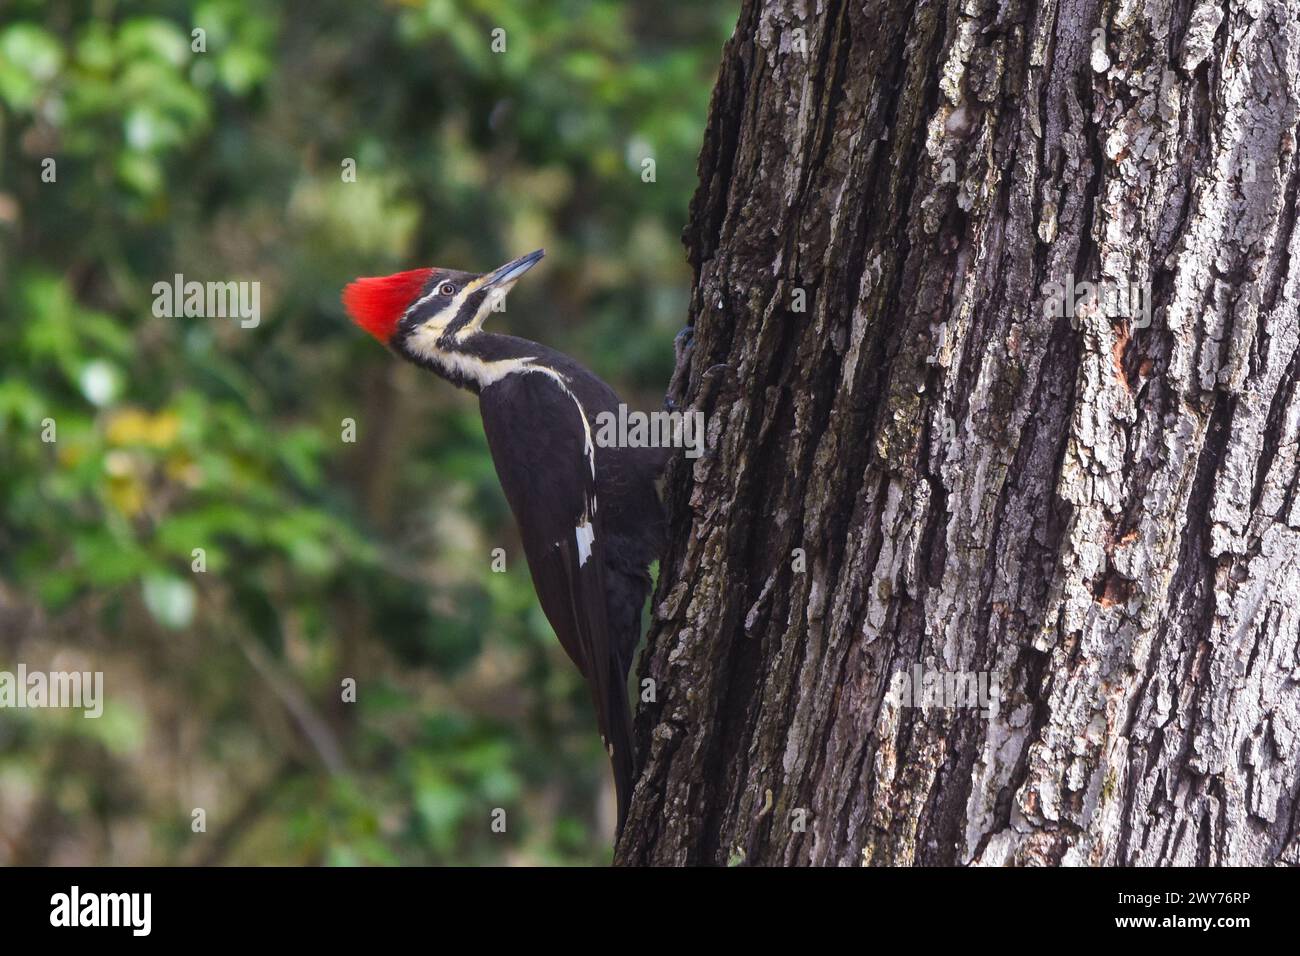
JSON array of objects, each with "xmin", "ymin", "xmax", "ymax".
[
  {"xmin": 665, "ymin": 326, "xmax": 695, "ymax": 412},
  {"xmin": 673, "ymin": 325, "xmax": 694, "ymax": 358}
]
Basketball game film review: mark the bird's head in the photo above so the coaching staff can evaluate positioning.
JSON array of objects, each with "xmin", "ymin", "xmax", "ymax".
[{"xmin": 342, "ymin": 249, "xmax": 545, "ymax": 353}]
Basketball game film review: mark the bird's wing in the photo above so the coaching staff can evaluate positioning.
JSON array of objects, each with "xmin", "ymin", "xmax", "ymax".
[{"xmin": 478, "ymin": 369, "xmax": 634, "ymax": 829}]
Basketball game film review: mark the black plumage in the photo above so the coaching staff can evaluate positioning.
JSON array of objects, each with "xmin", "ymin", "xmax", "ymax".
[
  {"xmin": 480, "ymin": 367, "xmax": 662, "ymax": 832},
  {"xmin": 344, "ymin": 250, "xmax": 666, "ymax": 835}
]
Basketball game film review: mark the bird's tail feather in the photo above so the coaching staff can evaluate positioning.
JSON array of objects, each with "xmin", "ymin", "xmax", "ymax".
[{"xmin": 606, "ymin": 672, "xmax": 636, "ymax": 837}]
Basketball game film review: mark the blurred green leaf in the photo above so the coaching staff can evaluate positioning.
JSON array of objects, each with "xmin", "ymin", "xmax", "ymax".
[
  {"xmin": 142, "ymin": 573, "xmax": 196, "ymax": 629},
  {"xmin": 0, "ymin": 23, "xmax": 63, "ymax": 108}
]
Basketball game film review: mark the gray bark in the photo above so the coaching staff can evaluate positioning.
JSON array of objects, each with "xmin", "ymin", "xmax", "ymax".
[{"xmin": 617, "ymin": 0, "xmax": 1300, "ymax": 866}]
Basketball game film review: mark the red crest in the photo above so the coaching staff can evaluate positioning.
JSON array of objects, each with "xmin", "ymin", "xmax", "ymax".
[{"xmin": 342, "ymin": 268, "xmax": 435, "ymax": 343}]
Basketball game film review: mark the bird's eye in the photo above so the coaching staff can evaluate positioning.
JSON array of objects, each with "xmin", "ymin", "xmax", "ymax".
[{"xmin": 439, "ymin": 282, "xmax": 457, "ymax": 296}]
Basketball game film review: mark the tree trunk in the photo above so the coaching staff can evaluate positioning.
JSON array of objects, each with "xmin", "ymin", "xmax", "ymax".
[{"xmin": 616, "ymin": 0, "xmax": 1300, "ymax": 866}]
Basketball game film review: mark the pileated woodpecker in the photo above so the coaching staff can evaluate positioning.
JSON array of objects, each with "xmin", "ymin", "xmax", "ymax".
[{"xmin": 343, "ymin": 250, "xmax": 666, "ymax": 834}]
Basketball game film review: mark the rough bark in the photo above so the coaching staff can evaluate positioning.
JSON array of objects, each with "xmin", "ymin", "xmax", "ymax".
[{"xmin": 616, "ymin": 0, "xmax": 1300, "ymax": 866}]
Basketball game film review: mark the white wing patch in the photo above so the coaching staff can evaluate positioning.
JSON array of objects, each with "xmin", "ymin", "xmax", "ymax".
[
  {"xmin": 575, "ymin": 520, "xmax": 595, "ymax": 567},
  {"xmin": 520, "ymin": 367, "xmax": 600, "ymax": 568},
  {"xmin": 473, "ymin": 364, "xmax": 601, "ymax": 564}
]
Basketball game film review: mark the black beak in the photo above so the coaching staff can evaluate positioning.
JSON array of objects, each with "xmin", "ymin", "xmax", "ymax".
[{"xmin": 483, "ymin": 249, "xmax": 545, "ymax": 289}]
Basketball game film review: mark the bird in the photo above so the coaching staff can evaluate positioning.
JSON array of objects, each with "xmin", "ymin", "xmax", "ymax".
[{"xmin": 342, "ymin": 249, "xmax": 667, "ymax": 836}]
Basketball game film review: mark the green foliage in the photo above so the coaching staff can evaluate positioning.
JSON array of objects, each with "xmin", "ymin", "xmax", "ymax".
[{"xmin": 0, "ymin": 0, "xmax": 732, "ymax": 864}]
